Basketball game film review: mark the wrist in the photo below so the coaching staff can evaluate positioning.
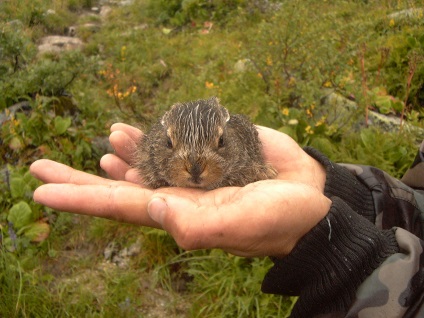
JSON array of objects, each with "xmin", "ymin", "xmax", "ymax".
[
  {"xmin": 262, "ymin": 196, "xmax": 399, "ymax": 316},
  {"xmin": 304, "ymin": 147, "xmax": 375, "ymax": 222}
]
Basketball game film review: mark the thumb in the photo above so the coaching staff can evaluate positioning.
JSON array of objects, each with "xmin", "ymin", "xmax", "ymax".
[
  {"xmin": 146, "ymin": 194, "xmax": 222, "ymax": 251},
  {"xmin": 147, "ymin": 196, "xmax": 169, "ymax": 226}
]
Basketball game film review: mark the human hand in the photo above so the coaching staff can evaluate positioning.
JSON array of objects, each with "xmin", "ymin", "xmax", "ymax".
[
  {"xmin": 31, "ymin": 158, "xmax": 330, "ymax": 257},
  {"xmin": 30, "ymin": 123, "xmax": 330, "ymax": 257}
]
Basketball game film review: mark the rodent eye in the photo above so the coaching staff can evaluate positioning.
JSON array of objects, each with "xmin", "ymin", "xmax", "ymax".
[
  {"xmin": 218, "ymin": 135, "xmax": 225, "ymax": 148},
  {"xmin": 166, "ymin": 136, "xmax": 173, "ymax": 149}
]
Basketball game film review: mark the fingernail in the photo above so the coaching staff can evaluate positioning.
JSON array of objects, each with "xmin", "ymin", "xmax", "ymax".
[{"xmin": 147, "ymin": 197, "xmax": 168, "ymax": 224}]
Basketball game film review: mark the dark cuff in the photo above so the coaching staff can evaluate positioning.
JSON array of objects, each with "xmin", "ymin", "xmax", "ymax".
[
  {"xmin": 304, "ymin": 146, "xmax": 375, "ymax": 223},
  {"xmin": 261, "ymin": 197, "xmax": 399, "ymax": 317}
]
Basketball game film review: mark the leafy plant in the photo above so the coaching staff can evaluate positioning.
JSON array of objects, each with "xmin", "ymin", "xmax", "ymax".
[{"xmin": 146, "ymin": 0, "xmax": 245, "ymax": 27}]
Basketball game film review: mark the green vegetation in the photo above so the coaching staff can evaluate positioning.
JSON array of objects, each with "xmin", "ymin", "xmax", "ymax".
[{"xmin": 1, "ymin": 0, "xmax": 423, "ymax": 316}]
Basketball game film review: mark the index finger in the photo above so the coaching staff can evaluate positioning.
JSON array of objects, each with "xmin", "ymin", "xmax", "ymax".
[
  {"xmin": 30, "ymin": 159, "xmax": 135, "ymax": 187},
  {"xmin": 110, "ymin": 123, "xmax": 143, "ymax": 141},
  {"xmin": 33, "ymin": 183, "xmax": 160, "ymax": 228}
]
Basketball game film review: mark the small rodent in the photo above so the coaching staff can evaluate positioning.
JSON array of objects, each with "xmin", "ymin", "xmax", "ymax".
[{"xmin": 134, "ymin": 97, "xmax": 277, "ymax": 189}]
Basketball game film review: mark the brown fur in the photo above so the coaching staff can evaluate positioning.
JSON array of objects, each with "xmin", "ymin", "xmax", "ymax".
[{"xmin": 134, "ymin": 97, "xmax": 277, "ymax": 189}]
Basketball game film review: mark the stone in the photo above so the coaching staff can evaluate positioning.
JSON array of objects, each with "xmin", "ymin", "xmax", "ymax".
[
  {"xmin": 234, "ymin": 58, "xmax": 254, "ymax": 73},
  {"xmin": 38, "ymin": 36, "xmax": 84, "ymax": 55},
  {"xmin": 320, "ymin": 90, "xmax": 424, "ymax": 136},
  {"xmin": 100, "ymin": 6, "xmax": 112, "ymax": 19},
  {"xmin": 388, "ymin": 8, "xmax": 424, "ymax": 20}
]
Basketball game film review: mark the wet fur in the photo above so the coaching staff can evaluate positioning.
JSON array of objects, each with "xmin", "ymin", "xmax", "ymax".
[{"xmin": 134, "ymin": 97, "xmax": 277, "ymax": 189}]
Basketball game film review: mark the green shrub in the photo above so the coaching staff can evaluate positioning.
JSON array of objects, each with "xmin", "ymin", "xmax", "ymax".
[{"xmin": 146, "ymin": 0, "xmax": 246, "ymax": 26}]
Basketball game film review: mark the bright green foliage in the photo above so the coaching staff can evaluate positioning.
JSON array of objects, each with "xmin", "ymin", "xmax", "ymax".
[{"xmin": 146, "ymin": 0, "xmax": 245, "ymax": 26}]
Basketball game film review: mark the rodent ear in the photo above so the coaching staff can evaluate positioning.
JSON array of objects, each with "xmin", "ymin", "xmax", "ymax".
[
  {"xmin": 209, "ymin": 96, "xmax": 220, "ymax": 106},
  {"xmin": 160, "ymin": 113, "xmax": 168, "ymax": 127},
  {"xmin": 209, "ymin": 97, "xmax": 230, "ymax": 122},
  {"xmin": 223, "ymin": 107, "xmax": 230, "ymax": 122},
  {"xmin": 161, "ymin": 103, "xmax": 181, "ymax": 126}
]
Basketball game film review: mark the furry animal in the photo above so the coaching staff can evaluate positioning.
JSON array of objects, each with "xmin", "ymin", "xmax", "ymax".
[{"xmin": 134, "ymin": 97, "xmax": 277, "ymax": 189}]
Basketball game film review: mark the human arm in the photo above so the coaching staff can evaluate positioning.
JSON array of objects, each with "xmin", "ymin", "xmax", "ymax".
[{"xmin": 262, "ymin": 143, "xmax": 424, "ymax": 317}]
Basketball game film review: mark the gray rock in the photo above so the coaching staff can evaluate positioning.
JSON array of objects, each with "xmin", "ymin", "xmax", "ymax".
[
  {"xmin": 66, "ymin": 23, "xmax": 100, "ymax": 37},
  {"xmin": 319, "ymin": 90, "xmax": 359, "ymax": 129},
  {"xmin": 234, "ymin": 59, "xmax": 254, "ymax": 73},
  {"xmin": 320, "ymin": 90, "xmax": 424, "ymax": 136},
  {"xmin": 38, "ymin": 36, "xmax": 84, "ymax": 55},
  {"xmin": 388, "ymin": 8, "xmax": 424, "ymax": 20},
  {"xmin": 100, "ymin": 6, "xmax": 112, "ymax": 19},
  {"xmin": 0, "ymin": 101, "xmax": 32, "ymax": 126}
]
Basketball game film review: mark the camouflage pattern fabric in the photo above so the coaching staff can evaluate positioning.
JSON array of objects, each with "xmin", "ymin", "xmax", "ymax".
[{"xmin": 337, "ymin": 140, "xmax": 424, "ymax": 317}]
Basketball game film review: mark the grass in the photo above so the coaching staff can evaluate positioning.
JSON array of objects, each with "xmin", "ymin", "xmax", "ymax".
[{"xmin": 1, "ymin": 0, "xmax": 424, "ymax": 316}]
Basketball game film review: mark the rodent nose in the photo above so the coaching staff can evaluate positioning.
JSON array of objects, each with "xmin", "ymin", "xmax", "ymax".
[
  {"xmin": 186, "ymin": 159, "xmax": 205, "ymax": 184},
  {"xmin": 189, "ymin": 162, "xmax": 204, "ymax": 178}
]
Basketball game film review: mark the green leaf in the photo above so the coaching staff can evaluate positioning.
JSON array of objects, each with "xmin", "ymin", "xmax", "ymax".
[
  {"xmin": 162, "ymin": 28, "xmax": 172, "ymax": 35},
  {"xmin": 54, "ymin": 116, "xmax": 72, "ymax": 135},
  {"xmin": 374, "ymin": 95, "xmax": 392, "ymax": 114},
  {"xmin": 392, "ymin": 100, "xmax": 404, "ymax": 113},
  {"xmin": 309, "ymin": 137, "xmax": 334, "ymax": 155},
  {"xmin": 10, "ymin": 177, "xmax": 31, "ymax": 199},
  {"xmin": 22, "ymin": 221, "xmax": 50, "ymax": 242},
  {"xmin": 7, "ymin": 201, "xmax": 34, "ymax": 229},
  {"xmin": 8, "ymin": 136, "xmax": 23, "ymax": 150}
]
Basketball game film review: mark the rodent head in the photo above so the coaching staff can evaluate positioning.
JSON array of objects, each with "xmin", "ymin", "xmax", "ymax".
[{"xmin": 156, "ymin": 97, "xmax": 232, "ymax": 189}]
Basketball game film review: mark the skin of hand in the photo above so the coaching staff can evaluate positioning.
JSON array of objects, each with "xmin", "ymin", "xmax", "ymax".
[{"xmin": 30, "ymin": 123, "xmax": 330, "ymax": 258}]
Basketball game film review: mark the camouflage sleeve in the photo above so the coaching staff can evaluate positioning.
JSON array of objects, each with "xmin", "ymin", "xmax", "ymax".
[
  {"xmin": 346, "ymin": 227, "xmax": 424, "ymax": 317},
  {"xmin": 262, "ymin": 144, "xmax": 424, "ymax": 317},
  {"xmin": 305, "ymin": 144, "xmax": 424, "ymax": 237}
]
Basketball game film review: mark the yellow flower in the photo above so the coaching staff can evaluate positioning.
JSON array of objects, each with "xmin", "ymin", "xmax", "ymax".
[
  {"xmin": 323, "ymin": 80, "xmax": 332, "ymax": 88},
  {"xmin": 205, "ymin": 81, "xmax": 214, "ymax": 89},
  {"xmin": 389, "ymin": 19, "xmax": 395, "ymax": 27},
  {"xmin": 306, "ymin": 108, "xmax": 313, "ymax": 117},
  {"xmin": 281, "ymin": 108, "xmax": 289, "ymax": 116},
  {"xmin": 305, "ymin": 125, "xmax": 314, "ymax": 134},
  {"xmin": 315, "ymin": 116, "xmax": 326, "ymax": 127},
  {"xmin": 266, "ymin": 55, "xmax": 273, "ymax": 66},
  {"xmin": 121, "ymin": 46, "xmax": 127, "ymax": 61}
]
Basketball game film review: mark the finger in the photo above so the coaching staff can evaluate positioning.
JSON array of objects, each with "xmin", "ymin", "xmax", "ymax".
[
  {"xmin": 256, "ymin": 126, "xmax": 302, "ymax": 168},
  {"xmin": 109, "ymin": 130, "xmax": 139, "ymax": 165},
  {"xmin": 110, "ymin": 123, "xmax": 143, "ymax": 142},
  {"xmin": 30, "ymin": 159, "xmax": 134, "ymax": 186},
  {"xmin": 33, "ymin": 183, "xmax": 160, "ymax": 228},
  {"xmin": 100, "ymin": 154, "xmax": 131, "ymax": 180},
  {"xmin": 125, "ymin": 167, "xmax": 144, "ymax": 184}
]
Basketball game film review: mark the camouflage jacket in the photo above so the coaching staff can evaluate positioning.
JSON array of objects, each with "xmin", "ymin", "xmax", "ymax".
[{"xmin": 262, "ymin": 142, "xmax": 424, "ymax": 317}]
